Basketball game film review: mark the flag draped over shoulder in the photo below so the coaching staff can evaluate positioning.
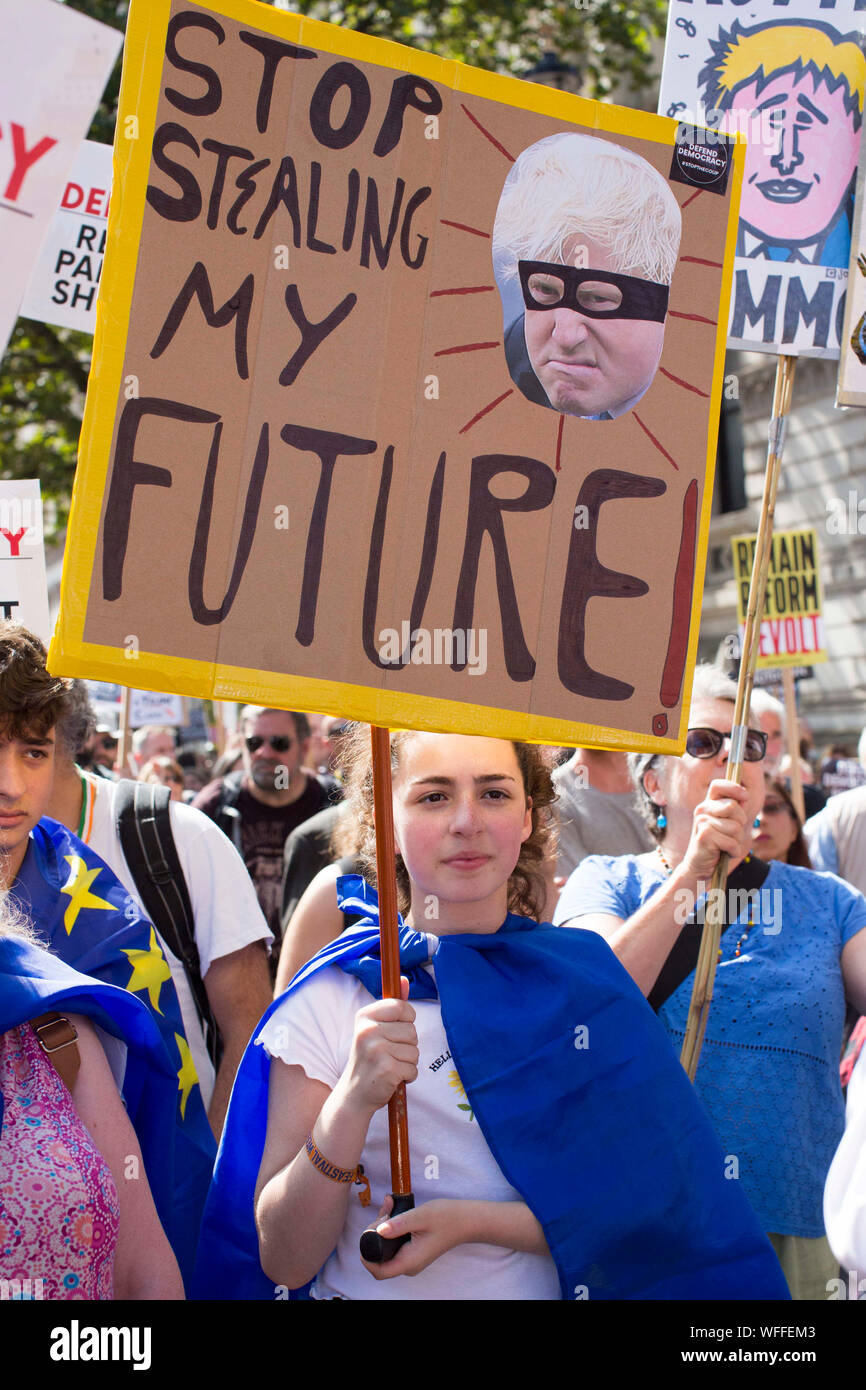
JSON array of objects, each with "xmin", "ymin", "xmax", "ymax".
[
  {"xmin": 10, "ymin": 818, "xmax": 216, "ymax": 1285},
  {"xmin": 193, "ymin": 876, "xmax": 788, "ymax": 1301},
  {"xmin": 0, "ymin": 933, "xmax": 178, "ymax": 1222}
]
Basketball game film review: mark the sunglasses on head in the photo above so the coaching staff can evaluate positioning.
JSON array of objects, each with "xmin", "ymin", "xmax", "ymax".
[
  {"xmin": 245, "ymin": 735, "xmax": 292, "ymax": 754},
  {"xmin": 686, "ymin": 727, "xmax": 767, "ymax": 762},
  {"xmin": 518, "ymin": 260, "xmax": 670, "ymax": 322}
]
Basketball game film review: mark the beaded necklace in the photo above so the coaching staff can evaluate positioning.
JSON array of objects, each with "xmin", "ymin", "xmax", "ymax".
[{"xmin": 655, "ymin": 843, "xmax": 755, "ymax": 960}]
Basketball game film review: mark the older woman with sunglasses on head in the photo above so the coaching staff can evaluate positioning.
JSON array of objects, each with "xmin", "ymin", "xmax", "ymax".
[{"xmin": 554, "ymin": 664, "xmax": 866, "ymax": 1300}]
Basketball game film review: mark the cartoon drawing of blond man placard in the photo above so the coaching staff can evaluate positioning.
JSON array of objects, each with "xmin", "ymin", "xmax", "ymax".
[
  {"xmin": 700, "ymin": 19, "xmax": 865, "ymax": 267},
  {"xmin": 659, "ymin": 2, "xmax": 866, "ymax": 357}
]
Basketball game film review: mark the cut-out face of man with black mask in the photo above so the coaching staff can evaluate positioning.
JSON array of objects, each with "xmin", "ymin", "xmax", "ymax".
[{"xmin": 493, "ymin": 133, "xmax": 682, "ymax": 420}]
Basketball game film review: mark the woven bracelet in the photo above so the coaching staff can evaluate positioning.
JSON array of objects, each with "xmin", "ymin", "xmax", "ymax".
[{"xmin": 304, "ymin": 1132, "xmax": 371, "ymax": 1206}]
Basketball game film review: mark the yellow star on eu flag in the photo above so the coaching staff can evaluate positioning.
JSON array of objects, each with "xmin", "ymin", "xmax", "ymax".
[
  {"xmin": 122, "ymin": 925, "xmax": 172, "ymax": 1013},
  {"xmin": 175, "ymin": 1032, "xmax": 199, "ymax": 1120},
  {"xmin": 60, "ymin": 854, "xmax": 115, "ymax": 935}
]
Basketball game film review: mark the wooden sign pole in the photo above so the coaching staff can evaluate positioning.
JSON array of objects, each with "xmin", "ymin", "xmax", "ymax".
[
  {"xmin": 680, "ymin": 354, "xmax": 797, "ymax": 1082},
  {"xmin": 116, "ymin": 686, "xmax": 132, "ymax": 778},
  {"xmin": 212, "ymin": 700, "xmax": 227, "ymax": 756},
  {"xmin": 359, "ymin": 725, "xmax": 414, "ymax": 1262},
  {"xmin": 781, "ymin": 668, "xmax": 805, "ymax": 824}
]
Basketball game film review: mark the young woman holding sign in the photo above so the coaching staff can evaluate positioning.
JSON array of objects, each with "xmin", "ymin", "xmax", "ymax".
[{"xmin": 196, "ymin": 728, "xmax": 787, "ymax": 1300}]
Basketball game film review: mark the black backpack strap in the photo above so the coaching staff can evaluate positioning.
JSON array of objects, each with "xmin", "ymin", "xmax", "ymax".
[
  {"xmin": 648, "ymin": 855, "xmax": 772, "ymax": 1012},
  {"xmin": 115, "ymin": 779, "xmax": 222, "ymax": 1069},
  {"xmin": 211, "ymin": 772, "xmax": 244, "ymax": 854}
]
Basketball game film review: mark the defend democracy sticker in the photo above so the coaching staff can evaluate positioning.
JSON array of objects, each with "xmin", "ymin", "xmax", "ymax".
[{"xmin": 670, "ymin": 126, "xmax": 732, "ymax": 194}]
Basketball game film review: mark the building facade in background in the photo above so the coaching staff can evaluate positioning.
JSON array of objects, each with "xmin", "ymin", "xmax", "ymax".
[{"xmin": 703, "ymin": 350, "xmax": 866, "ymax": 745}]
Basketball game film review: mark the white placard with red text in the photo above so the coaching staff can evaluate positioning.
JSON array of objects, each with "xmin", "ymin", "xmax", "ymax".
[
  {"xmin": 21, "ymin": 141, "xmax": 112, "ymax": 333},
  {"xmin": 0, "ymin": 480, "xmax": 50, "ymax": 643},
  {"xmin": 0, "ymin": 0, "xmax": 121, "ymax": 353}
]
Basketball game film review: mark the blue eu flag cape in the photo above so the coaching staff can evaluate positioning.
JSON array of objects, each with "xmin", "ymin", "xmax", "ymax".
[
  {"xmin": 0, "ymin": 933, "xmax": 178, "ymax": 1222},
  {"xmin": 10, "ymin": 818, "xmax": 217, "ymax": 1286},
  {"xmin": 193, "ymin": 878, "xmax": 787, "ymax": 1300}
]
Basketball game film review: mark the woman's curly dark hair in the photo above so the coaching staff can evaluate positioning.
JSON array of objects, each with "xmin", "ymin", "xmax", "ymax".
[{"xmin": 336, "ymin": 727, "xmax": 557, "ymax": 920}]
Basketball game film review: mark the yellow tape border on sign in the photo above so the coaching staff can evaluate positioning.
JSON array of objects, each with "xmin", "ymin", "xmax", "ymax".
[
  {"xmin": 49, "ymin": 636, "xmax": 688, "ymax": 754},
  {"xmin": 49, "ymin": 0, "xmax": 746, "ymax": 757}
]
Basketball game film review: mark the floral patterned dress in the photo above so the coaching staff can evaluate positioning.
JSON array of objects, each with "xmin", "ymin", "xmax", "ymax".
[{"xmin": 0, "ymin": 1022, "xmax": 119, "ymax": 1299}]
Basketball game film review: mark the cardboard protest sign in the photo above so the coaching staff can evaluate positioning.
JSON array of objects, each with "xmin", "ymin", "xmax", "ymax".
[
  {"xmin": 732, "ymin": 527, "xmax": 826, "ymax": 668},
  {"xmin": 838, "ymin": 122, "xmax": 866, "ymax": 404},
  {"xmin": 20, "ymin": 141, "xmax": 112, "ymax": 334},
  {"xmin": 0, "ymin": 0, "xmax": 122, "ymax": 355},
  {"xmin": 753, "ymin": 664, "xmax": 812, "ymax": 689},
  {"xmin": 659, "ymin": 0, "xmax": 866, "ymax": 359},
  {"xmin": 84, "ymin": 679, "xmax": 122, "ymax": 731},
  {"xmin": 129, "ymin": 689, "xmax": 185, "ymax": 727},
  {"xmin": 50, "ymin": 0, "xmax": 744, "ymax": 754},
  {"xmin": 84, "ymin": 680, "xmax": 191, "ymax": 731},
  {"xmin": 0, "ymin": 481, "xmax": 50, "ymax": 644}
]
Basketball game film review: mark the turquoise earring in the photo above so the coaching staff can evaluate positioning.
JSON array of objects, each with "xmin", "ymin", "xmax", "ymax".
[{"xmin": 657, "ymin": 811, "xmax": 667, "ymax": 830}]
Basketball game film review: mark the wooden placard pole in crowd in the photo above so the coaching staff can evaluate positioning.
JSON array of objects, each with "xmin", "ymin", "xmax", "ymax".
[
  {"xmin": 781, "ymin": 668, "xmax": 806, "ymax": 825},
  {"xmin": 116, "ymin": 685, "xmax": 131, "ymax": 778},
  {"xmin": 359, "ymin": 725, "xmax": 415, "ymax": 1262},
  {"xmin": 680, "ymin": 354, "xmax": 797, "ymax": 1083},
  {"xmin": 212, "ymin": 700, "xmax": 226, "ymax": 756}
]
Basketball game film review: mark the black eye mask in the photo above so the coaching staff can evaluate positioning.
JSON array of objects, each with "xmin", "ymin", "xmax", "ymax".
[{"xmin": 518, "ymin": 259, "xmax": 670, "ymax": 322}]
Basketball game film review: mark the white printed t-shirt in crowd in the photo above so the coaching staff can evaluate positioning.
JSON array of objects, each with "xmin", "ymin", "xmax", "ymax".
[
  {"xmin": 258, "ymin": 957, "xmax": 561, "ymax": 1301},
  {"xmin": 81, "ymin": 772, "xmax": 273, "ymax": 1106},
  {"xmin": 825, "ymin": 1044, "xmax": 866, "ymax": 1278}
]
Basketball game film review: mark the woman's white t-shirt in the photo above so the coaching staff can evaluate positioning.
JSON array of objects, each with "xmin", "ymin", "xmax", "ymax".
[{"xmin": 257, "ymin": 961, "xmax": 561, "ymax": 1301}]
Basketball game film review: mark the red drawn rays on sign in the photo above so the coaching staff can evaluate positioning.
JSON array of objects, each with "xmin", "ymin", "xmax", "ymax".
[
  {"xmin": 431, "ymin": 113, "xmax": 719, "ymax": 503},
  {"xmin": 458, "ymin": 389, "xmax": 514, "ymax": 435},
  {"xmin": 438, "ymin": 219, "xmax": 489, "ymax": 238},
  {"xmin": 434, "ymin": 341, "xmax": 500, "ymax": 357},
  {"xmin": 459, "ymin": 105, "xmax": 516, "ymax": 163},
  {"xmin": 429, "ymin": 286, "xmax": 495, "ymax": 297},
  {"xmin": 659, "ymin": 366, "xmax": 709, "ymax": 398}
]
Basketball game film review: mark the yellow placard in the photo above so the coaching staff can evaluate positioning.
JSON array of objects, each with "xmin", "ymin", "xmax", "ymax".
[
  {"xmin": 49, "ymin": 0, "xmax": 745, "ymax": 752},
  {"xmin": 732, "ymin": 527, "xmax": 826, "ymax": 668}
]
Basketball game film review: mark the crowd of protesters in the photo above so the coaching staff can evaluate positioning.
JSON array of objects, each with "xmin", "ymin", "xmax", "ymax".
[{"xmin": 4, "ymin": 618, "xmax": 866, "ymax": 1301}]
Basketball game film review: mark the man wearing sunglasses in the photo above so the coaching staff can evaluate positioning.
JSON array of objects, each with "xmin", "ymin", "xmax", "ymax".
[
  {"xmin": 194, "ymin": 706, "xmax": 332, "ymax": 965},
  {"xmin": 492, "ymin": 132, "xmax": 682, "ymax": 420}
]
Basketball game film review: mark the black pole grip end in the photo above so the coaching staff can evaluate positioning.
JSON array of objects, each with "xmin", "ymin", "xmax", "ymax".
[{"xmin": 359, "ymin": 1192, "xmax": 415, "ymax": 1263}]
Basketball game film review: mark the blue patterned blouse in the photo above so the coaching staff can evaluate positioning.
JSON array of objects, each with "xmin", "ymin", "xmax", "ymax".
[{"xmin": 554, "ymin": 856, "xmax": 866, "ymax": 1237}]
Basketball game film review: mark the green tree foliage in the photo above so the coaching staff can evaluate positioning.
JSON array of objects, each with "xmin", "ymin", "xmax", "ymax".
[
  {"xmin": 287, "ymin": 0, "xmax": 667, "ymax": 97},
  {"xmin": 0, "ymin": 0, "xmax": 667, "ymax": 514}
]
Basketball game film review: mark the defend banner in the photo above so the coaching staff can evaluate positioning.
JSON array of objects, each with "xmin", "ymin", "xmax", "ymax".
[
  {"xmin": 732, "ymin": 526, "xmax": 826, "ymax": 668},
  {"xmin": 20, "ymin": 141, "xmax": 113, "ymax": 334},
  {"xmin": 50, "ymin": 0, "xmax": 744, "ymax": 753},
  {"xmin": 659, "ymin": 0, "xmax": 866, "ymax": 359}
]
